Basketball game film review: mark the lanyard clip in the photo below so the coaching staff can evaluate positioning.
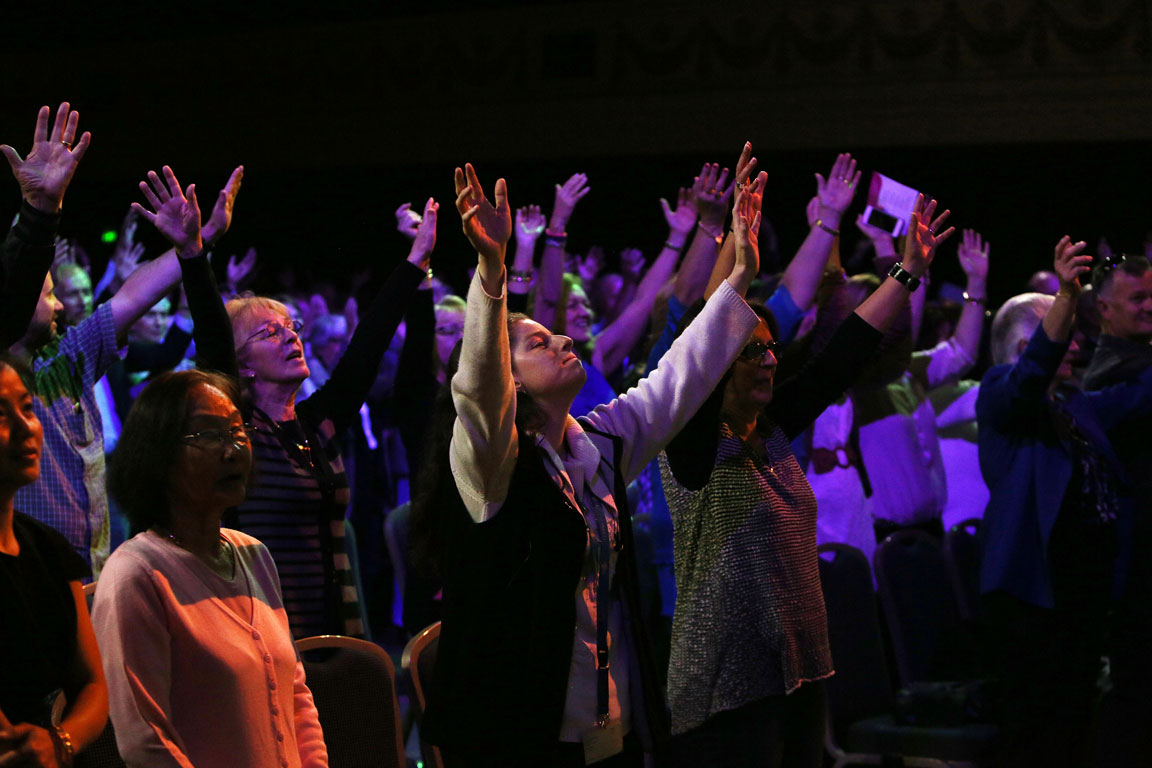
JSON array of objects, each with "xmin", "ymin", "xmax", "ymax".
[{"xmin": 598, "ymin": 648, "xmax": 610, "ymax": 670}]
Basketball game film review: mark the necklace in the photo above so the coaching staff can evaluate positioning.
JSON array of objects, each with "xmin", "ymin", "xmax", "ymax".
[
  {"xmin": 152, "ymin": 528, "xmax": 235, "ymax": 580},
  {"xmin": 252, "ymin": 408, "xmax": 315, "ymax": 470}
]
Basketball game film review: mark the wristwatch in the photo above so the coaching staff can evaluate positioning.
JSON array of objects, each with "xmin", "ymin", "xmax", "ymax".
[{"xmin": 887, "ymin": 262, "xmax": 921, "ymax": 292}]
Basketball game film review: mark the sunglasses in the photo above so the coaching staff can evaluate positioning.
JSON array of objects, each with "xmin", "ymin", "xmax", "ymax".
[{"xmin": 739, "ymin": 339, "xmax": 780, "ymax": 363}]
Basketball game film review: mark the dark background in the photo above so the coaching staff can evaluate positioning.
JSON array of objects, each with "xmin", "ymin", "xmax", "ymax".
[{"xmin": 3, "ymin": 1, "xmax": 1151, "ymax": 305}]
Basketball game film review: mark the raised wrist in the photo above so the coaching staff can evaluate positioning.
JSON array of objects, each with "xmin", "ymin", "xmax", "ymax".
[
  {"xmin": 665, "ymin": 232, "xmax": 690, "ymax": 250},
  {"xmin": 25, "ymin": 194, "xmax": 62, "ymax": 214},
  {"xmin": 816, "ymin": 205, "xmax": 842, "ymax": 228}
]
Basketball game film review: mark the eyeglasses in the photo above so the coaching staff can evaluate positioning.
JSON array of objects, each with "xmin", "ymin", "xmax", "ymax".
[
  {"xmin": 182, "ymin": 425, "xmax": 252, "ymax": 451},
  {"xmin": 244, "ymin": 319, "xmax": 304, "ymax": 345},
  {"xmin": 739, "ymin": 339, "xmax": 780, "ymax": 363}
]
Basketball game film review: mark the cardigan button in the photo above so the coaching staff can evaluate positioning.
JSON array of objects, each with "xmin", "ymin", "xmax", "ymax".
[
  {"xmin": 252, "ymin": 631, "xmax": 261, "ymax": 640},
  {"xmin": 277, "ymin": 731, "xmax": 285, "ymax": 742},
  {"xmin": 264, "ymin": 653, "xmax": 273, "ymax": 664}
]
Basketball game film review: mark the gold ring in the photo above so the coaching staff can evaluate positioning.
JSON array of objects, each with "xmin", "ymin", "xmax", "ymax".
[{"xmin": 61, "ymin": 141, "xmax": 73, "ymax": 149}]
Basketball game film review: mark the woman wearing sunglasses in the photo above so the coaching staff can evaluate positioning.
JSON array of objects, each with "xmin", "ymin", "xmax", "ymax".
[
  {"xmin": 659, "ymin": 195, "xmax": 953, "ymax": 767},
  {"xmin": 129, "ymin": 166, "xmax": 437, "ymax": 639},
  {"xmin": 93, "ymin": 370, "xmax": 328, "ymax": 767}
]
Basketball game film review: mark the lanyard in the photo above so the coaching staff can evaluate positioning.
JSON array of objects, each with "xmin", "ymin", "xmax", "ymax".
[{"xmin": 588, "ymin": 496, "xmax": 612, "ymax": 728}]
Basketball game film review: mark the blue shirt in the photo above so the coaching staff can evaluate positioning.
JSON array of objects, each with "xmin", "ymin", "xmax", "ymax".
[
  {"xmin": 16, "ymin": 303, "xmax": 121, "ymax": 575},
  {"xmin": 977, "ymin": 324, "xmax": 1152, "ymax": 607}
]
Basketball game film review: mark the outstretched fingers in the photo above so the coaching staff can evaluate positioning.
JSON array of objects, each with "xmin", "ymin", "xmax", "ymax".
[{"xmin": 129, "ymin": 201, "xmax": 156, "ymax": 224}]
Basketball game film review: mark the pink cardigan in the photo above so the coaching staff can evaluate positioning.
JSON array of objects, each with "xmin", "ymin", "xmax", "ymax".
[{"xmin": 92, "ymin": 528, "xmax": 328, "ymax": 768}]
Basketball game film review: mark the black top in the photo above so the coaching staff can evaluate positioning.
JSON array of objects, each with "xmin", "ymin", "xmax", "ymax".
[
  {"xmin": 667, "ymin": 313, "xmax": 883, "ymax": 489},
  {"xmin": 1, "ymin": 202, "xmax": 60, "ymax": 349},
  {"xmin": 0, "ymin": 512, "xmax": 90, "ymax": 726}
]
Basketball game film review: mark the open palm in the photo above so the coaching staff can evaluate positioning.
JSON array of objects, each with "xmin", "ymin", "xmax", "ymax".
[{"xmin": 454, "ymin": 163, "xmax": 511, "ymax": 262}]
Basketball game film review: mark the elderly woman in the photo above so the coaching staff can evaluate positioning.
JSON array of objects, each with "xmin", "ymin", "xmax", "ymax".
[
  {"xmin": 92, "ymin": 369, "xmax": 328, "ymax": 767},
  {"xmin": 414, "ymin": 148, "xmax": 761, "ymax": 767},
  {"xmin": 130, "ymin": 167, "xmax": 437, "ymax": 638},
  {"xmin": 658, "ymin": 195, "xmax": 953, "ymax": 767},
  {"xmin": 0, "ymin": 354, "xmax": 108, "ymax": 768}
]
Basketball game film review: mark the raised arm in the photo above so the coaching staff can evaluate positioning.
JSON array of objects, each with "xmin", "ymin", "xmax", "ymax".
[
  {"xmin": 854, "ymin": 194, "xmax": 954, "ymax": 332},
  {"xmin": 534, "ymin": 173, "xmax": 589, "ymax": 328},
  {"xmin": 508, "ymin": 204, "xmax": 544, "ymax": 305},
  {"xmin": 589, "ymin": 182, "xmax": 697, "ymax": 375},
  {"xmin": 977, "ymin": 237, "xmax": 1090, "ymax": 427},
  {"xmin": 673, "ymin": 163, "xmax": 730, "ymax": 307},
  {"xmin": 0, "ymin": 103, "xmax": 89, "ymax": 348},
  {"xmin": 448, "ymin": 163, "xmax": 518, "ymax": 522},
  {"xmin": 1044, "ymin": 235, "xmax": 1090, "ymax": 343},
  {"xmin": 306, "ymin": 198, "xmax": 435, "ymax": 430},
  {"xmin": 704, "ymin": 143, "xmax": 759, "ymax": 299},
  {"xmin": 584, "ymin": 165, "xmax": 761, "ymax": 482},
  {"xmin": 132, "ymin": 165, "xmax": 243, "ymax": 375},
  {"xmin": 778, "ymin": 153, "xmax": 861, "ymax": 312}
]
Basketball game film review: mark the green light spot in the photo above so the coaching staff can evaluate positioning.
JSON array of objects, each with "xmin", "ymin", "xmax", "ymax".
[{"xmin": 101, "ymin": 230, "xmax": 118, "ymax": 243}]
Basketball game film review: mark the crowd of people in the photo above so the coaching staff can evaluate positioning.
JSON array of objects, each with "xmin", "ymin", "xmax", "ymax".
[{"xmin": 1, "ymin": 100, "xmax": 1149, "ymax": 768}]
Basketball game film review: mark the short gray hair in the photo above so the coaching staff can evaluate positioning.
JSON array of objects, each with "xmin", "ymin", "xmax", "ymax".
[{"xmin": 990, "ymin": 292, "xmax": 1054, "ymax": 365}]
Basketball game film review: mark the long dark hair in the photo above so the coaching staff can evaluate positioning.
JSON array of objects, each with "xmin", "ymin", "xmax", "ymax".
[
  {"xmin": 409, "ymin": 312, "xmax": 548, "ymax": 579},
  {"xmin": 109, "ymin": 369, "xmax": 244, "ymax": 532}
]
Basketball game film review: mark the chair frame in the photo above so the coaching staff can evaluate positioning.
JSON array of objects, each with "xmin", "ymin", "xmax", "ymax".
[
  {"xmin": 296, "ymin": 634, "xmax": 406, "ymax": 768},
  {"xmin": 401, "ymin": 621, "xmax": 443, "ymax": 768},
  {"xmin": 819, "ymin": 543, "xmax": 982, "ymax": 768},
  {"xmin": 943, "ymin": 518, "xmax": 982, "ymax": 622}
]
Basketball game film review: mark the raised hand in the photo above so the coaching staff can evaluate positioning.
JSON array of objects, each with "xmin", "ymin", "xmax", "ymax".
[
  {"xmin": 200, "ymin": 165, "xmax": 244, "ymax": 245},
  {"xmin": 957, "ymin": 228, "xmax": 990, "ymax": 285},
  {"xmin": 901, "ymin": 194, "xmax": 954, "ymax": 277},
  {"xmin": 396, "ymin": 202, "xmax": 422, "ymax": 240},
  {"xmin": 620, "ymin": 247, "xmax": 645, "ymax": 282},
  {"xmin": 516, "ymin": 204, "xmax": 546, "ymax": 240},
  {"xmin": 1, "ymin": 102, "xmax": 92, "ymax": 213},
  {"xmin": 660, "ymin": 186, "xmax": 698, "ymax": 237},
  {"xmin": 1053, "ymin": 236, "xmax": 1091, "ymax": 295},
  {"xmin": 114, "ymin": 241, "xmax": 146, "ymax": 282},
  {"xmin": 131, "ymin": 166, "xmax": 202, "ymax": 257},
  {"xmin": 692, "ymin": 162, "xmax": 733, "ymax": 236},
  {"xmin": 409, "ymin": 197, "xmax": 438, "ymax": 268},
  {"xmin": 454, "ymin": 163, "xmax": 511, "ymax": 266},
  {"xmin": 733, "ymin": 142, "xmax": 758, "ymax": 189},
  {"xmin": 227, "ymin": 247, "xmax": 258, "ymax": 289},
  {"xmin": 549, "ymin": 173, "xmax": 590, "ymax": 232},
  {"xmin": 814, "ymin": 153, "xmax": 861, "ymax": 222},
  {"xmin": 729, "ymin": 169, "xmax": 766, "ymax": 295}
]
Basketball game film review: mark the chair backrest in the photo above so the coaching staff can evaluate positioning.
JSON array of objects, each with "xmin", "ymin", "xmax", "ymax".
[
  {"xmin": 401, "ymin": 621, "xmax": 443, "ymax": 768},
  {"xmin": 83, "ymin": 580, "xmax": 97, "ymax": 610},
  {"xmin": 383, "ymin": 502, "xmax": 410, "ymax": 629},
  {"xmin": 874, "ymin": 530, "xmax": 979, "ymax": 686},
  {"xmin": 297, "ymin": 635, "xmax": 406, "ymax": 768},
  {"xmin": 817, "ymin": 544, "xmax": 895, "ymax": 746},
  {"xmin": 944, "ymin": 517, "xmax": 982, "ymax": 621}
]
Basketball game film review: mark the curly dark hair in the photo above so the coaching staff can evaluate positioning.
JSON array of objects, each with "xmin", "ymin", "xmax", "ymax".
[{"xmin": 108, "ymin": 369, "xmax": 244, "ymax": 532}]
